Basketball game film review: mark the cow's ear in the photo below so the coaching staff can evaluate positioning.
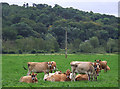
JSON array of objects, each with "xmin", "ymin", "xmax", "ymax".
[
  {"xmin": 63, "ymin": 73, "xmax": 66, "ymax": 74},
  {"xmin": 95, "ymin": 60, "xmax": 96, "ymax": 61},
  {"xmin": 99, "ymin": 60, "xmax": 101, "ymax": 61},
  {"xmin": 35, "ymin": 74, "xmax": 37, "ymax": 76}
]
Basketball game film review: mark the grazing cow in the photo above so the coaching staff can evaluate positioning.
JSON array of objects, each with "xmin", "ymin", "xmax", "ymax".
[
  {"xmin": 19, "ymin": 72, "xmax": 38, "ymax": 83},
  {"xmin": 70, "ymin": 61, "xmax": 100, "ymax": 81},
  {"xmin": 95, "ymin": 60, "xmax": 110, "ymax": 72},
  {"xmin": 45, "ymin": 69, "xmax": 71, "ymax": 82},
  {"xmin": 43, "ymin": 71, "xmax": 62, "ymax": 80},
  {"xmin": 75, "ymin": 74, "xmax": 88, "ymax": 81},
  {"xmin": 23, "ymin": 61, "xmax": 57, "ymax": 75}
]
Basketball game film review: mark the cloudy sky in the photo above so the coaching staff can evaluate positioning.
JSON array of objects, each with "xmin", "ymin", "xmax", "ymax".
[{"xmin": 0, "ymin": 0, "xmax": 119, "ymax": 17}]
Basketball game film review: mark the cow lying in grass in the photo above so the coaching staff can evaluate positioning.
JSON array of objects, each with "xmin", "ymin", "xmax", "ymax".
[
  {"xmin": 19, "ymin": 72, "xmax": 38, "ymax": 83},
  {"xmin": 45, "ymin": 69, "xmax": 71, "ymax": 82},
  {"xmin": 95, "ymin": 60, "xmax": 110, "ymax": 72},
  {"xmin": 70, "ymin": 61, "xmax": 100, "ymax": 81},
  {"xmin": 43, "ymin": 71, "xmax": 62, "ymax": 80},
  {"xmin": 75, "ymin": 74, "xmax": 88, "ymax": 81},
  {"xmin": 23, "ymin": 61, "xmax": 57, "ymax": 75}
]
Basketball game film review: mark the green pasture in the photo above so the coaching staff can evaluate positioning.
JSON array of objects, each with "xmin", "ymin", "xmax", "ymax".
[{"xmin": 2, "ymin": 54, "xmax": 118, "ymax": 87}]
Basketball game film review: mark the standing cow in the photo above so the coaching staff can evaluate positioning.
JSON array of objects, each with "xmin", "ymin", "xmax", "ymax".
[
  {"xmin": 70, "ymin": 61, "xmax": 100, "ymax": 81},
  {"xmin": 23, "ymin": 61, "xmax": 57, "ymax": 75}
]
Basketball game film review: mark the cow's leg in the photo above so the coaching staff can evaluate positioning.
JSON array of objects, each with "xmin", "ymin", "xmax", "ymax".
[
  {"xmin": 100, "ymin": 66, "xmax": 102, "ymax": 70},
  {"xmin": 90, "ymin": 73, "xmax": 93, "ymax": 81},
  {"xmin": 50, "ymin": 69, "xmax": 52, "ymax": 73},
  {"xmin": 104, "ymin": 67, "xmax": 107, "ymax": 72},
  {"xmin": 94, "ymin": 74, "xmax": 97, "ymax": 81},
  {"xmin": 74, "ymin": 73, "xmax": 76, "ymax": 81},
  {"xmin": 71, "ymin": 72, "xmax": 74, "ymax": 81},
  {"xmin": 88, "ymin": 74, "xmax": 90, "ymax": 81},
  {"xmin": 27, "ymin": 69, "xmax": 31, "ymax": 76},
  {"xmin": 43, "ymin": 70, "xmax": 47, "ymax": 74},
  {"xmin": 105, "ymin": 67, "xmax": 107, "ymax": 72},
  {"xmin": 71, "ymin": 66, "xmax": 75, "ymax": 81},
  {"xmin": 54, "ymin": 67, "xmax": 57, "ymax": 72},
  {"xmin": 71, "ymin": 72, "xmax": 76, "ymax": 81}
]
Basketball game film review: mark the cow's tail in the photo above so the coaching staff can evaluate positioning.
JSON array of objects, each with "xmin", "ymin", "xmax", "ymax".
[{"xmin": 23, "ymin": 66, "xmax": 27, "ymax": 70}]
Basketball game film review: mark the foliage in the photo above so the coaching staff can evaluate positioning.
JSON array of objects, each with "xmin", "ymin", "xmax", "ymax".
[{"xmin": 2, "ymin": 3, "xmax": 119, "ymax": 53}]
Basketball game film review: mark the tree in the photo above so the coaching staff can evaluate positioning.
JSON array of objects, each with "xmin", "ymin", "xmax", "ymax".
[
  {"xmin": 89, "ymin": 36, "xmax": 99, "ymax": 48},
  {"xmin": 106, "ymin": 38, "xmax": 118, "ymax": 53},
  {"xmin": 45, "ymin": 33, "xmax": 59, "ymax": 52},
  {"xmin": 79, "ymin": 41, "xmax": 93, "ymax": 53},
  {"xmin": 11, "ymin": 22, "xmax": 33, "ymax": 37},
  {"xmin": 2, "ymin": 27, "xmax": 17, "ymax": 40}
]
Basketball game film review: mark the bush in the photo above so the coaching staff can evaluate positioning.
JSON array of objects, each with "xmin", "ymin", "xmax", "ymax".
[
  {"xmin": 2, "ymin": 50, "xmax": 8, "ymax": 54},
  {"xmin": 18, "ymin": 50, "xmax": 22, "ymax": 54},
  {"xmin": 37, "ymin": 50, "xmax": 45, "ymax": 53},
  {"xmin": 8, "ymin": 51, "xmax": 16, "ymax": 54},
  {"xmin": 31, "ymin": 49, "xmax": 36, "ymax": 54},
  {"xmin": 51, "ymin": 50, "xmax": 55, "ymax": 53}
]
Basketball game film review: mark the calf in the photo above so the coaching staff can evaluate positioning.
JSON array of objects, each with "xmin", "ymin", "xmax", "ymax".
[
  {"xmin": 95, "ymin": 60, "xmax": 109, "ymax": 72},
  {"xmin": 75, "ymin": 74, "xmax": 88, "ymax": 81},
  {"xmin": 24, "ymin": 61, "xmax": 56, "ymax": 75},
  {"xmin": 19, "ymin": 72, "xmax": 38, "ymax": 83},
  {"xmin": 45, "ymin": 69, "xmax": 71, "ymax": 82},
  {"xmin": 70, "ymin": 61, "xmax": 100, "ymax": 81}
]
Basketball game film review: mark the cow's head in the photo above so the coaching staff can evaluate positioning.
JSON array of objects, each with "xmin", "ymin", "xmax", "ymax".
[
  {"xmin": 65, "ymin": 69, "xmax": 71, "ymax": 79},
  {"xmin": 55, "ymin": 71, "xmax": 62, "ymax": 74},
  {"xmin": 92, "ymin": 62, "xmax": 101, "ymax": 76},
  {"xmin": 29, "ymin": 72, "xmax": 38, "ymax": 82},
  {"xmin": 47, "ymin": 61, "xmax": 53, "ymax": 69},
  {"xmin": 95, "ymin": 60, "xmax": 101, "ymax": 63}
]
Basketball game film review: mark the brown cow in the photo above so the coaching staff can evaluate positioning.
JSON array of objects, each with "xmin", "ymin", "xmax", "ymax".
[
  {"xmin": 45, "ymin": 69, "xmax": 71, "ymax": 82},
  {"xmin": 70, "ymin": 61, "xmax": 100, "ymax": 81},
  {"xmin": 95, "ymin": 60, "xmax": 110, "ymax": 72},
  {"xmin": 19, "ymin": 72, "xmax": 38, "ymax": 83},
  {"xmin": 75, "ymin": 74, "xmax": 88, "ymax": 81},
  {"xmin": 24, "ymin": 61, "xmax": 57, "ymax": 75}
]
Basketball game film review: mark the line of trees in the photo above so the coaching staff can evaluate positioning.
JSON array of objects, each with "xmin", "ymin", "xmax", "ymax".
[{"xmin": 2, "ymin": 3, "xmax": 119, "ymax": 54}]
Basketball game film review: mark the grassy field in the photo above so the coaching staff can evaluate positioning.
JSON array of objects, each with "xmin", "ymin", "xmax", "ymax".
[{"xmin": 2, "ymin": 54, "xmax": 118, "ymax": 87}]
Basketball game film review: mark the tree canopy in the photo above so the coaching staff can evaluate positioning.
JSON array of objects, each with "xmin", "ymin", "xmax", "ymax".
[{"xmin": 2, "ymin": 3, "xmax": 119, "ymax": 54}]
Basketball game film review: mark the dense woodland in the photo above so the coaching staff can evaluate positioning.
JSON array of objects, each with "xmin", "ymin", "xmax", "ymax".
[{"xmin": 2, "ymin": 3, "xmax": 119, "ymax": 54}]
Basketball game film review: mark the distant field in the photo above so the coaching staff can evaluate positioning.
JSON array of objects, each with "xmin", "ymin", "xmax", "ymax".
[{"xmin": 2, "ymin": 54, "xmax": 118, "ymax": 87}]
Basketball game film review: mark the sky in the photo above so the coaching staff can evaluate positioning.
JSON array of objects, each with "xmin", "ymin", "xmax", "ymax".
[{"xmin": 0, "ymin": 0, "xmax": 119, "ymax": 17}]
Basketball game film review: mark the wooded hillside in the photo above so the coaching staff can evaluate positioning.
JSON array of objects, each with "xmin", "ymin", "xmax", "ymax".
[{"xmin": 2, "ymin": 3, "xmax": 119, "ymax": 54}]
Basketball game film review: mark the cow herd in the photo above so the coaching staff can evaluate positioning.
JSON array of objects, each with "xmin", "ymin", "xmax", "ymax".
[{"xmin": 19, "ymin": 60, "xmax": 110, "ymax": 83}]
